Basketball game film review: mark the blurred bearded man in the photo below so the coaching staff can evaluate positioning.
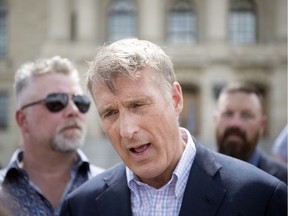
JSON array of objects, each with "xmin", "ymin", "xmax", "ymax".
[
  {"xmin": 0, "ymin": 56, "xmax": 104, "ymax": 216},
  {"xmin": 214, "ymin": 81, "xmax": 287, "ymax": 184}
]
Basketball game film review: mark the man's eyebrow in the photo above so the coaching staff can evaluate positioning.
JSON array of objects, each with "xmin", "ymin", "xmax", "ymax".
[
  {"xmin": 124, "ymin": 96, "xmax": 154, "ymax": 107},
  {"xmin": 125, "ymin": 96, "xmax": 150, "ymax": 103},
  {"xmin": 130, "ymin": 95, "xmax": 153, "ymax": 102}
]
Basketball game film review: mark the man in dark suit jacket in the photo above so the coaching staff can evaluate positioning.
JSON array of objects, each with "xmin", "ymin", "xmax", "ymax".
[
  {"xmin": 61, "ymin": 38, "xmax": 287, "ymax": 216},
  {"xmin": 61, "ymin": 143, "xmax": 287, "ymax": 216},
  {"xmin": 214, "ymin": 81, "xmax": 287, "ymax": 184}
]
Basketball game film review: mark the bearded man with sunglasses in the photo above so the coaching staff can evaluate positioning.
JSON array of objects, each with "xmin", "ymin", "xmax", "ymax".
[
  {"xmin": 0, "ymin": 56, "xmax": 104, "ymax": 215},
  {"xmin": 214, "ymin": 81, "xmax": 287, "ymax": 184}
]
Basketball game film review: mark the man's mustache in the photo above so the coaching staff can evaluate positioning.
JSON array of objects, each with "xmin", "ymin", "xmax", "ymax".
[
  {"xmin": 223, "ymin": 127, "xmax": 246, "ymax": 141},
  {"xmin": 58, "ymin": 119, "xmax": 83, "ymax": 132}
]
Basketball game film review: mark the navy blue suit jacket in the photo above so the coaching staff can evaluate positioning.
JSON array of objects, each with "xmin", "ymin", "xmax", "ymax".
[
  {"xmin": 257, "ymin": 149, "xmax": 287, "ymax": 184},
  {"xmin": 61, "ymin": 143, "xmax": 287, "ymax": 216}
]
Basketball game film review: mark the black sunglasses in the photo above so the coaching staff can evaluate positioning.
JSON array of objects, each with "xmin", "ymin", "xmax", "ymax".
[{"xmin": 21, "ymin": 93, "xmax": 91, "ymax": 113}]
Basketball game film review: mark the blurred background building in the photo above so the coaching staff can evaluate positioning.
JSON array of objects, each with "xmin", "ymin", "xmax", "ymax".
[{"xmin": 0, "ymin": 0, "xmax": 287, "ymax": 168}]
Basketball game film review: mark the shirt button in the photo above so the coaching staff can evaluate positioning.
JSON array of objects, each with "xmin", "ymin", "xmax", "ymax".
[{"xmin": 156, "ymin": 203, "xmax": 161, "ymax": 211}]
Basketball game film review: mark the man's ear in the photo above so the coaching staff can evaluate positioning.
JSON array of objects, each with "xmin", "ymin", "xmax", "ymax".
[
  {"xmin": 172, "ymin": 82, "xmax": 183, "ymax": 114},
  {"xmin": 16, "ymin": 110, "xmax": 29, "ymax": 133},
  {"xmin": 260, "ymin": 115, "xmax": 267, "ymax": 135},
  {"xmin": 213, "ymin": 110, "xmax": 219, "ymax": 124}
]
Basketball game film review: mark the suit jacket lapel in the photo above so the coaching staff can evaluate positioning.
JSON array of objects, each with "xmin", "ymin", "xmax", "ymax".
[
  {"xmin": 94, "ymin": 144, "xmax": 227, "ymax": 216},
  {"xmin": 179, "ymin": 143, "xmax": 226, "ymax": 216},
  {"xmin": 95, "ymin": 164, "xmax": 132, "ymax": 216}
]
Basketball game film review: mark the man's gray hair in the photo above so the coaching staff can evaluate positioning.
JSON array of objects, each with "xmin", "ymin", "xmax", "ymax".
[
  {"xmin": 14, "ymin": 56, "xmax": 80, "ymax": 104},
  {"xmin": 86, "ymin": 38, "xmax": 176, "ymax": 94}
]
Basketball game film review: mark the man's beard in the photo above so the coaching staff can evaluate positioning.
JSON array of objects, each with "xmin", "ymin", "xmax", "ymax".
[
  {"xmin": 216, "ymin": 127, "xmax": 260, "ymax": 161},
  {"xmin": 52, "ymin": 119, "xmax": 86, "ymax": 152}
]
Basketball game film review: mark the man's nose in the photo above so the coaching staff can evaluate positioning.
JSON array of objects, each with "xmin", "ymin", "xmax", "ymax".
[
  {"xmin": 119, "ymin": 112, "xmax": 139, "ymax": 139},
  {"xmin": 64, "ymin": 99, "xmax": 80, "ymax": 117},
  {"xmin": 228, "ymin": 114, "xmax": 243, "ymax": 127}
]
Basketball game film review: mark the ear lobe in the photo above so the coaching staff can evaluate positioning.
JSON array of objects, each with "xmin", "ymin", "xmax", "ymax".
[{"xmin": 172, "ymin": 82, "xmax": 183, "ymax": 113}]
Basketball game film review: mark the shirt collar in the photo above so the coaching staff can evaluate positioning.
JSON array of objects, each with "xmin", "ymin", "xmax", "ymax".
[
  {"xmin": 126, "ymin": 127, "xmax": 196, "ymax": 198},
  {"xmin": 174, "ymin": 128, "xmax": 196, "ymax": 197},
  {"xmin": 1, "ymin": 149, "xmax": 91, "ymax": 179}
]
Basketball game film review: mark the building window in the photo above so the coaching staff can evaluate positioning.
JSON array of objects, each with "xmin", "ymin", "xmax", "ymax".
[
  {"xmin": 179, "ymin": 84, "xmax": 200, "ymax": 136},
  {"xmin": 108, "ymin": 0, "xmax": 137, "ymax": 42},
  {"xmin": 0, "ymin": 1, "xmax": 7, "ymax": 57},
  {"xmin": 229, "ymin": 0, "xmax": 256, "ymax": 45},
  {"xmin": 167, "ymin": 0, "xmax": 196, "ymax": 44},
  {"xmin": 0, "ymin": 91, "xmax": 9, "ymax": 129}
]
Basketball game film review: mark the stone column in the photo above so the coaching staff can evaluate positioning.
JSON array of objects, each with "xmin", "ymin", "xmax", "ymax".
[
  {"xmin": 274, "ymin": 0, "xmax": 287, "ymax": 42},
  {"xmin": 138, "ymin": 0, "xmax": 165, "ymax": 44},
  {"xmin": 47, "ymin": 0, "xmax": 71, "ymax": 41},
  {"xmin": 75, "ymin": 0, "xmax": 97, "ymax": 42},
  {"xmin": 205, "ymin": 0, "xmax": 228, "ymax": 43}
]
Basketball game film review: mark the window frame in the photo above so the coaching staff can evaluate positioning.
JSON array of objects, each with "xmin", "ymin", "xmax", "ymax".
[
  {"xmin": 228, "ymin": 0, "xmax": 257, "ymax": 45},
  {"xmin": 167, "ymin": 0, "xmax": 197, "ymax": 45},
  {"xmin": 0, "ymin": 1, "xmax": 7, "ymax": 58},
  {"xmin": 108, "ymin": 0, "xmax": 137, "ymax": 42},
  {"xmin": 0, "ymin": 91, "xmax": 9, "ymax": 130}
]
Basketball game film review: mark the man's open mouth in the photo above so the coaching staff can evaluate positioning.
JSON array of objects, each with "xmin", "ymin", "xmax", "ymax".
[{"xmin": 130, "ymin": 143, "xmax": 151, "ymax": 154}]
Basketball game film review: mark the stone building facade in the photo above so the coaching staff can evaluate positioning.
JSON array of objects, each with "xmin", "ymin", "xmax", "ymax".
[{"xmin": 0, "ymin": 0, "xmax": 287, "ymax": 168}]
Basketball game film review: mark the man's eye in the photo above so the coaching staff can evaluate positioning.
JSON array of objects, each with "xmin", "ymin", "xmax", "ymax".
[
  {"xmin": 222, "ymin": 112, "xmax": 233, "ymax": 118},
  {"xmin": 103, "ymin": 110, "xmax": 118, "ymax": 118},
  {"xmin": 242, "ymin": 112, "xmax": 253, "ymax": 119},
  {"xmin": 132, "ymin": 103, "xmax": 142, "ymax": 108}
]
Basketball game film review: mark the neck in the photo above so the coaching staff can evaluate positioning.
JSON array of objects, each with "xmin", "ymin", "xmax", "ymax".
[
  {"xmin": 22, "ymin": 145, "xmax": 78, "ymax": 208},
  {"xmin": 140, "ymin": 138, "xmax": 187, "ymax": 189},
  {"xmin": 23, "ymin": 148, "xmax": 77, "ymax": 173}
]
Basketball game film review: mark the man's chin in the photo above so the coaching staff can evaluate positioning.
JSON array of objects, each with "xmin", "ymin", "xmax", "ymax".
[
  {"xmin": 53, "ymin": 146, "xmax": 78, "ymax": 153},
  {"xmin": 219, "ymin": 141, "xmax": 243, "ymax": 156},
  {"xmin": 53, "ymin": 138, "xmax": 84, "ymax": 152}
]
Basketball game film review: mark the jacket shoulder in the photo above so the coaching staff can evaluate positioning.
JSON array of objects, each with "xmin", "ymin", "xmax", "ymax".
[
  {"xmin": 194, "ymin": 143, "xmax": 284, "ymax": 189},
  {"xmin": 258, "ymin": 151, "xmax": 287, "ymax": 184},
  {"xmin": 66, "ymin": 163, "xmax": 126, "ymax": 200},
  {"xmin": 191, "ymin": 144, "xmax": 287, "ymax": 215},
  {"xmin": 61, "ymin": 163, "xmax": 127, "ymax": 216}
]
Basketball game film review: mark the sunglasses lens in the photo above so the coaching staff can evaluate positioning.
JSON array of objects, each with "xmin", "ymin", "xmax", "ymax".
[
  {"xmin": 45, "ymin": 93, "xmax": 68, "ymax": 112},
  {"xmin": 73, "ymin": 95, "xmax": 90, "ymax": 113}
]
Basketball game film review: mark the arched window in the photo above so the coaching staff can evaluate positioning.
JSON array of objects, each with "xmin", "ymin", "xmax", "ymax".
[
  {"xmin": 229, "ymin": 0, "xmax": 256, "ymax": 44},
  {"xmin": 167, "ymin": 0, "xmax": 196, "ymax": 44},
  {"xmin": 0, "ymin": 0, "xmax": 7, "ymax": 57},
  {"xmin": 108, "ymin": 0, "xmax": 137, "ymax": 42}
]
